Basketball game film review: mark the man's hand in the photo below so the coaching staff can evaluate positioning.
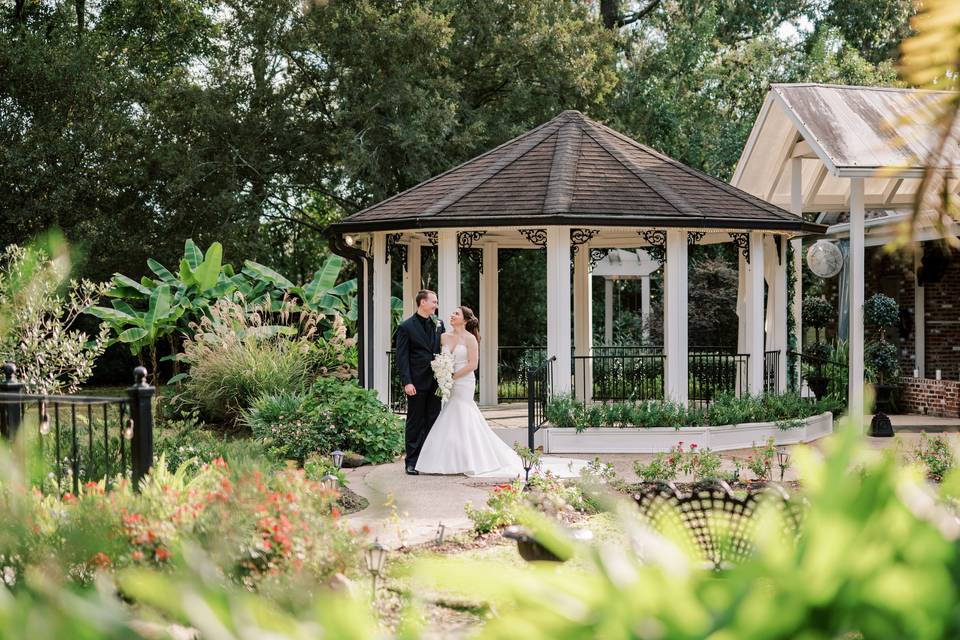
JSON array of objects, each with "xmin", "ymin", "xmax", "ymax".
[{"xmin": 404, "ymin": 384, "xmax": 417, "ymax": 396}]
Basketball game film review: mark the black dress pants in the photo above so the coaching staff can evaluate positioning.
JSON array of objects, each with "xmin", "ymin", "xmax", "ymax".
[{"xmin": 405, "ymin": 388, "xmax": 442, "ymax": 466}]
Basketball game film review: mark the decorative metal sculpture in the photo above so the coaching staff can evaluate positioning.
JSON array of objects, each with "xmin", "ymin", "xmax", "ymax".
[
  {"xmin": 640, "ymin": 229, "xmax": 666, "ymax": 263},
  {"xmin": 570, "ymin": 228, "xmax": 600, "ymax": 256},
  {"xmin": 423, "ymin": 231, "xmax": 438, "ymax": 246},
  {"xmin": 632, "ymin": 480, "xmax": 803, "ymax": 571},
  {"xmin": 729, "ymin": 233, "xmax": 751, "ymax": 263},
  {"xmin": 589, "ymin": 247, "xmax": 611, "ymax": 270},
  {"xmin": 687, "ymin": 231, "xmax": 706, "ymax": 245}
]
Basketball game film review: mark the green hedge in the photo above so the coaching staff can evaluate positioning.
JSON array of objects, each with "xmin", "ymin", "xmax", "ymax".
[{"xmin": 545, "ymin": 393, "xmax": 840, "ymax": 432}]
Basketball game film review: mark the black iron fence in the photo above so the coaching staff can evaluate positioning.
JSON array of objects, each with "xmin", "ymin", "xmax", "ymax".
[
  {"xmin": 790, "ymin": 351, "xmax": 848, "ymax": 401},
  {"xmin": 527, "ymin": 356, "xmax": 555, "ymax": 450},
  {"xmin": 0, "ymin": 364, "xmax": 155, "ymax": 495},
  {"xmin": 764, "ymin": 350, "xmax": 782, "ymax": 395},
  {"xmin": 688, "ymin": 348, "xmax": 749, "ymax": 404},
  {"xmin": 498, "ymin": 346, "xmax": 547, "ymax": 402},
  {"xmin": 573, "ymin": 349, "xmax": 665, "ymax": 401}
]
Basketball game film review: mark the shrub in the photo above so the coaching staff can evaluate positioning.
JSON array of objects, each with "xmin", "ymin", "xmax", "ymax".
[
  {"xmin": 745, "ymin": 438, "xmax": 776, "ymax": 481},
  {"xmin": 685, "ymin": 445, "xmax": 722, "ymax": 481},
  {"xmin": 245, "ymin": 391, "xmax": 332, "ymax": 464},
  {"xmin": 634, "ymin": 444, "xmax": 683, "ymax": 482},
  {"xmin": 175, "ymin": 299, "xmax": 313, "ymax": 425},
  {"xmin": 0, "ymin": 244, "xmax": 109, "ymax": 393},
  {"xmin": 307, "ymin": 315, "xmax": 357, "ymax": 380},
  {"xmin": 465, "ymin": 473, "xmax": 589, "ymax": 534},
  {"xmin": 914, "ymin": 433, "xmax": 955, "ymax": 482}
]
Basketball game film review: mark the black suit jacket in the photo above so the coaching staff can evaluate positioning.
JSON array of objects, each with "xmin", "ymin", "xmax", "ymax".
[{"xmin": 394, "ymin": 314, "xmax": 446, "ymax": 392}]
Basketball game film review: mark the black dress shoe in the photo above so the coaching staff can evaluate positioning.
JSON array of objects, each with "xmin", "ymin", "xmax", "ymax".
[{"xmin": 405, "ymin": 465, "xmax": 419, "ymax": 475}]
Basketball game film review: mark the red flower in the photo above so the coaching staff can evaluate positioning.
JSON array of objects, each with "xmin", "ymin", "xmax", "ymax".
[
  {"xmin": 131, "ymin": 550, "xmax": 144, "ymax": 562},
  {"xmin": 155, "ymin": 548, "xmax": 170, "ymax": 562},
  {"xmin": 690, "ymin": 443, "xmax": 698, "ymax": 449},
  {"xmin": 331, "ymin": 507, "xmax": 341, "ymax": 519},
  {"xmin": 89, "ymin": 552, "xmax": 111, "ymax": 569}
]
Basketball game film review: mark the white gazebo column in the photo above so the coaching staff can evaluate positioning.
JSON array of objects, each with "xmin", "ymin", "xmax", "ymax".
[
  {"xmin": 641, "ymin": 274, "xmax": 651, "ymax": 343},
  {"xmin": 437, "ymin": 230, "xmax": 459, "ymax": 317},
  {"xmin": 663, "ymin": 230, "xmax": 688, "ymax": 405},
  {"xmin": 764, "ymin": 236, "xmax": 788, "ymax": 392},
  {"xmin": 546, "ymin": 227, "xmax": 572, "ymax": 395},
  {"xmin": 573, "ymin": 247, "xmax": 593, "ymax": 402},
  {"xmin": 914, "ymin": 247, "xmax": 925, "ymax": 378},
  {"xmin": 479, "ymin": 244, "xmax": 498, "ymax": 405},
  {"xmin": 790, "ymin": 157, "xmax": 803, "ymax": 389},
  {"xmin": 371, "ymin": 232, "xmax": 392, "ymax": 403},
  {"xmin": 849, "ymin": 177, "xmax": 866, "ymax": 422},
  {"xmin": 401, "ymin": 241, "xmax": 421, "ymax": 319},
  {"xmin": 745, "ymin": 232, "xmax": 765, "ymax": 395},
  {"xmin": 604, "ymin": 279, "xmax": 614, "ymax": 345}
]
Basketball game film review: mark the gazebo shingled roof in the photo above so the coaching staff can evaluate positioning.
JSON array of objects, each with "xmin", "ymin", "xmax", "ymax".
[{"xmin": 331, "ymin": 110, "xmax": 825, "ymax": 235}]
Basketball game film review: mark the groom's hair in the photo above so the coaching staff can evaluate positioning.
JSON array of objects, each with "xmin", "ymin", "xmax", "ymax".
[{"xmin": 415, "ymin": 289, "xmax": 437, "ymax": 306}]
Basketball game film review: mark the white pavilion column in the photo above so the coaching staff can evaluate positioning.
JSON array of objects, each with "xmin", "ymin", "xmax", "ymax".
[
  {"xmin": 663, "ymin": 230, "xmax": 688, "ymax": 405},
  {"xmin": 764, "ymin": 236, "xmax": 788, "ymax": 392},
  {"xmin": 849, "ymin": 177, "xmax": 866, "ymax": 423},
  {"xmin": 479, "ymin": 244, "xmax": 498, "ymax": 405},
  {"xmin": 641, "ymin": 274, "xmax": 651, "ymax": 343},
  {"xmin": 573, "ymin": 247, "xmax": 593, "ymax": 402},
  {"xmin": 915, "ymin": 248, "xmax": 925, "ymax": 378},
  {"xmin": 437, "ymin": 229, "xmax": 459, "ymax": 318},
  {"xmin": 604, "ymin": 279, "xmax": 614, "ymax": 345},
  {"xmin": 790, "ymin": 157, "xmax": 803, "ymax": 389},
  {"xmin": 546, "ymin": 227, "xmax": 572, "ymax": 395},
  {"xmin": 401, "ymin": 241, "xmax": 421, "ymax": 319},
  {"xmin": 371, "ymin": 232, "xmax": 392, "ymax": 403},
  {"xmin": 361, "ymin": 247, "xmax": 372, "ymax": 389},
  {"xmin": 745, "ymin": 232, "xmax": 765, "ymax": 395}
]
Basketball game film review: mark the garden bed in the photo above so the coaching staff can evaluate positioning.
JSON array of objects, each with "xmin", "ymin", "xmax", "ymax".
[{"xmin": 538, "ymin": 411, "xmax": 834, "ymax": 454}]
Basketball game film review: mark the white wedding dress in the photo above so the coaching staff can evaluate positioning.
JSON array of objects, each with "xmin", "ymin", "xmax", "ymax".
[{"xmin": 415, "ymin": 342, "xmax": 587, "ymax": 478}]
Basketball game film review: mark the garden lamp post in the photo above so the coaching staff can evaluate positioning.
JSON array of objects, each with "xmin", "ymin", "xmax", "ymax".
[
  {"xmin": 522, "ymin": 456, "xmax": 534, "ymax": 484},
  {"xmin": 321, "ymin": 474, "xmax": 340, "ymax": 492},
  {"xmin": 331, "ymin": 450, "xmax": 344, "ymax": 470},
  {"xmin": 366, "ymin": 538, "xmax": 387, "ymax": 598},
  {"xmin": 776, "ymin": 448, "xmax": 790, "ymax": 482},
  {"xmin": 435, "ymin": 522, "xmax": 446, "ymax": 546}
]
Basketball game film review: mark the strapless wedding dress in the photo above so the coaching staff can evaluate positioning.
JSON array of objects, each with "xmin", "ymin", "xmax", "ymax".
[{"xmin": 415, "ymin": 343, "xmax": 587, "ymax": 478}]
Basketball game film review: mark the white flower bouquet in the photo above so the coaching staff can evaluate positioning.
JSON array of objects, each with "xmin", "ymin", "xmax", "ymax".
[{"xmin": 431, "ymin": 351, "xmax": 455, "ymax": 402}]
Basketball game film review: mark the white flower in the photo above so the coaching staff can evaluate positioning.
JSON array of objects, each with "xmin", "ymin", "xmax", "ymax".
[{"xmin": 430, "ymin": 352, "xmax": 456, "ymax": 402}]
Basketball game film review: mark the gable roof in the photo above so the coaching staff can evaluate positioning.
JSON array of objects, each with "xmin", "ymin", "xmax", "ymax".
[{"xmin": 331, "ymin": 110, "xmax": 824, "ymax": 234}]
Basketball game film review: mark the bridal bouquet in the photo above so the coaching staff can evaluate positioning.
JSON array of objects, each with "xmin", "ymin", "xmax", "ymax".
[{"xmin": 431, "ymin": 351, "xmax": 455, "ymax": 402}]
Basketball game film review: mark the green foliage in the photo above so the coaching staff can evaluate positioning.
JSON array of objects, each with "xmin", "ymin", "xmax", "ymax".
[
  {"xmin": 634, "ymin": 442, "xmax": 722, "ymax": 482},
  {"xmin": 308, "ymin": 378, "xmax": 404, "ymax": 465},
  {"xmin": 864, "ymin": 293, "xmax": 900, "ymax": 331},
  {"xmin": 914, "ymin": 433, "xmax": 955, "ymax": 482},
  {"xmin": 634, "ymin": 448, "xmax": 681, "ymax": 482},
  {"xmin": 803, "ymin": 295, "xmax": 834, "ymax": 330},
  {"xmin": 866, "ymin": 339, "xmax": 900, "ymax": 384},
  {"xmin": 465, "ymin": 473, "xmax": 590, "ymax": 535},
  {"xmin": 745, "ymin": 437, "xmax": 776, "ymax": 481},
  {"xmin": 547, "ymin": 393, "xmax": 837, "ymax": 430},
  {"xmin": 246, "ymin": 391, "xmax": 333, "ymax": 464}
]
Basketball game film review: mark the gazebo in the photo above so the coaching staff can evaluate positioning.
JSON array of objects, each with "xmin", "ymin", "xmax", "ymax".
[
  {"xmin": 591, "ymin": 249, "xmax": 660, "ymax": 345},
  {"xmin": 329, "ymin": 110, "xmax": 825, "ymax": 409}
]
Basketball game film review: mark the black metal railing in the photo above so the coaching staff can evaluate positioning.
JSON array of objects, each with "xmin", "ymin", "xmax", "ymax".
[
  {"xmin": 386, "ymin": 350, "xmax": 408, "ymax": 414},
  {"xmin": 527, "ymin": 356, "xmax": 555, "ymax": 450},
  {"xmin": 573, "ymin": 350, "xmax": 665, "ymax": 401},
  {"xmin": 0, "ymin": 364, "xmax": 155, "ymax": 495},
  {"xmin": 790, "ymin": 351, "xmax": 848, "ymax": 401},
  {"xmin": 688, "ymin": 349, "xmax": 749, "ymax": 404},
  {"xmin": 498, "ymin": 346, "xmax": 547, "ymax": 402},
  {"xmin": 764, "ymin": 350, "xmax": 782, "ymax": 394}
]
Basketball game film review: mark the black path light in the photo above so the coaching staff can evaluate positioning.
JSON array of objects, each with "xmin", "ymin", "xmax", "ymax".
[
  {"xmin": 776, "ymin": 447, "xmax": 791, "ymax": 482},
  {"xmin": 522, "ymin": 456, "xmax": 534, "ymax": 484},
  {"xmin": 321, "ymin": 473, "xmax": 340, "ymax": 492},
  {"xmin": 331, "ymin": 450, "xmax": 345, "ymax": 470},
  {"xmin": 365, "ymin": 538, "xmax": 387, "ymax": 598}
]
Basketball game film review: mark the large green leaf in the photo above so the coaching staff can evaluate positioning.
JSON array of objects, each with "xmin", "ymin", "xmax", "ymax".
[
  {"xmin": 144, "ymin": 285, "xmax": 171, "ymax": 333},
  {"xmin": 86, "ymin": 305, "xmax": 137, "ymax": 325},
  {"xmin": 110, "ymin": 299, "xmax": 139, "ymax": 318},
  {"xmin": 330, "ymin": 279, "xmax": 357, "ymax": 297},
  {"xmin": 242, "ymin": 261, "xmax": 295, "ymax": 289},
  {"xmin": 109, "ymin": 274, "xmax": 152, "ymax": 298},
  {"xmin": 183, "ymin": 239, "xmax": 203, "ymax": 270},
  {"xmin": 304, "ymin": 256, "xmax": 344, "ymax": 304},
  {"xmin": 194, "ymin": 242, "xmax": 223, "ymax": 291},
  {"xmin": 178, "ymin": 258, "xmax": 197, "ymax": 287},
  {"xmin": 118, "ymin": 327, "xmax": 148, "ymax": 343},
  {"xmin": 147, "ymin": 258, "xmax": 177, "ymax": 285}
]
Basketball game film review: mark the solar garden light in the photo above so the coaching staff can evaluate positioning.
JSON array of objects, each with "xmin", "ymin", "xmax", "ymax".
[
  {"xmin": 435, "ymin": 522, "xmax": 446, "ymax": 546},
  {"xmin": 776, "ymin": 448, "xmax": 791, "ymax": 482},
  {"xmin": 321, "ymin": 473, "xmax": 340, "ymax": 492},
  {"xmin": 522, "ymin": 455, "xmax": 534, "ymax": 484},
  {"xmin": 331, "ymin": 450, "xmax": 344, "ymax": 470},
  {"xmin": 365, "ymin": 538, "xmax": 387, "ymax": 598}
]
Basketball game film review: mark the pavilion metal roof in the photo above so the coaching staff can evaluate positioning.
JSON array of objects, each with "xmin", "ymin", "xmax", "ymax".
[{"xmin": 331, "ymin": 110, "xmax": 824, "ymax": 235}]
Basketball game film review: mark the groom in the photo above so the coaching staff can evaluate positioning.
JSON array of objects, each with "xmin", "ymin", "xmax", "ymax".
[{"xmin": 394, "ymin": 289, "xmax": 445, "ymax": 475}]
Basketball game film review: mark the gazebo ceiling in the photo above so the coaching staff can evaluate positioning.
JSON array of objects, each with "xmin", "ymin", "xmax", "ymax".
[{"xmin": 331, "ymin": 110, "xmax": 825, "ymax": 235}]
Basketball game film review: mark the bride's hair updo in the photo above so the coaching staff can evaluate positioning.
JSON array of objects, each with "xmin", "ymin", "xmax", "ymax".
[{"xmin": 459, "ymin": 305, "xmax": 480, "ymax": 344}]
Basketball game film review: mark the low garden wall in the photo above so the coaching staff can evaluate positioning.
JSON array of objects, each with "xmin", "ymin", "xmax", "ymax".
[
  {"xmin": 898, "ymin": 377, "xmax": 960, "ymax": 417},
  {"xmin": 494, "ymin": 412, "xmax": 834, "ymax": 454}
]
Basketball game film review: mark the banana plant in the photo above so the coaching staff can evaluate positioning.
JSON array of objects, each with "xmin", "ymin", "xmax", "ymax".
[{"xmin": 86, "ymin": 284, "xmax": 184, "ymax": 384}]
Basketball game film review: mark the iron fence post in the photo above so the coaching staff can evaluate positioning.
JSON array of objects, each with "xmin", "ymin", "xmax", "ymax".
[
  {"xmin": 126, "ymin": 366, "xmax": 155, "ymax": 490},
  {"xmin": 0, "ymin": 363, "xmax": 24, "ymax": 440}
]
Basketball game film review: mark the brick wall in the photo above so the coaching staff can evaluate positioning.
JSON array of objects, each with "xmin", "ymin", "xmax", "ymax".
[{"xmin": 898, "ymin": 376, "xmax": 960, "ymax": 417}]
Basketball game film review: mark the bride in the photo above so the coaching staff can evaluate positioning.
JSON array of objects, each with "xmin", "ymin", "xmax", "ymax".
[{"xmin": 415, "ymin": 305, "xmax": 586, "ymax": 478}]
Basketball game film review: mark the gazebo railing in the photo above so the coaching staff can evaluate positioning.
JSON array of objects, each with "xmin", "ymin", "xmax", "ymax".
[
  {"xmin": 688, "ymin": 349, "xmax": 749, "ymax": 404},
  {"xmin": 573, "ymin": 351, "xmax": 665, "ymax": 401},
  {"xmin": 763, "ymin": 350, "xmax": 781, "ymax": 394},
  {"xmin": 527, "ymin": 356, "xmax": 556, "ymax": 450},
  {"xmin": 498, "ymin": 346, "xmax": 547, "ymax": 402}
]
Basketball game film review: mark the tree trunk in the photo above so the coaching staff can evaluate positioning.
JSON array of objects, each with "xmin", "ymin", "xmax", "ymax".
[
  {"xmin": 14, "ymin": 0, "xmax": 26, "ymax": 23},
  {"xmin": 75, "ymin": 0, "xmax": 84, "ymax": 34}
]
